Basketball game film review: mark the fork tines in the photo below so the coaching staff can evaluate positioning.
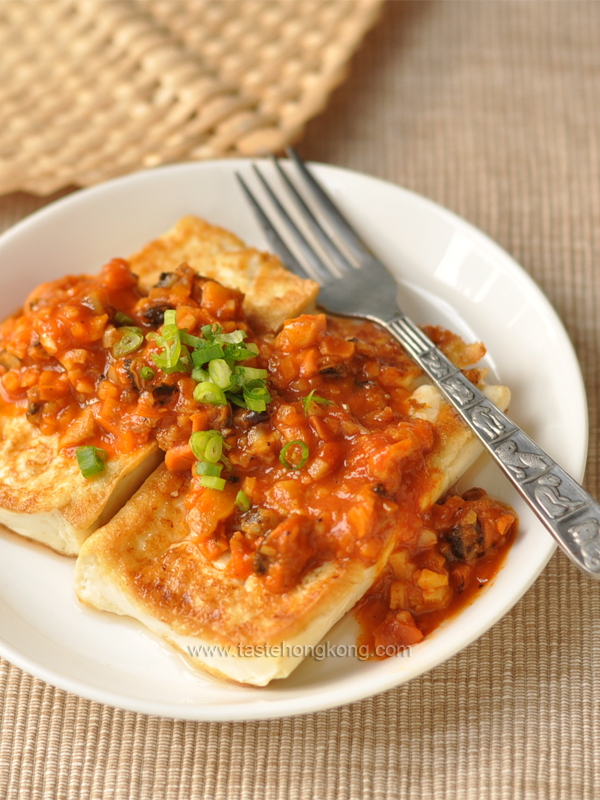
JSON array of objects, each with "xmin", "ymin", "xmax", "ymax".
[{"xmin": 235, "ymin": 148, "xmax": 373, "ymax": 284}]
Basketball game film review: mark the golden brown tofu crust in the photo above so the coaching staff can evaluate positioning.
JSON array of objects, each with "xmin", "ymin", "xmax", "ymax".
[
  {"xmin": 0, "ymin": 413, "xmax": 160, "ymax": 528},
  {"xmin": 128, "ymin": 215, "xmax": 319, "ymax": 334}
]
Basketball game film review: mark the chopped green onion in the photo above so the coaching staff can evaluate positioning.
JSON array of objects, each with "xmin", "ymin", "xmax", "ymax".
[
  {"xmin": 113, "ymin": 327, "xmax": 144, "ymax": 357},
  {"xmin": 180, "ymin": 331, "xmax": 204, "ymax": 348},
  {"xmin": 245, "ymin": 395, "xmax": 266, "ymax": 412},
  {"xmin": 140, "ymin": 366, "xmax": 155, "ymax": 380},
  {"xmin": 302, "ymin": 389, "xmax": 334, "ymax": 416},
  {"xmin": 150, "ymin": 323, "xmax": 182, "ymax": 372},
  {"xmin": 214, "ymin": 330, "xmax": 246, "ymax": 345},
  {"xmin": 163, "ymin": 309, "xmax": 177, "ymax": 326},
  {"xmin": 234, "ymin": 366, "xmax": 268, "ymax": 384},
  {"xmin": 199, "ymin": 475, "xmax": 227, "ymax": 490},
  {"xmin": 193, "ymin": 380, "xmax": 227, "ymax": 405},
  {"xmin": 190, "ymin": 430, "xmax": 223, "ymax": 461},
  {"xmin": 280, "ymin": 440, "xmax": 309, "ymax": 470},
  {"xmin": 191, "ymin": 342, "xmax": 225, "ymax": 366},
  {"xmin": 243, "ymin": 379, "xmax": 270, "ymax": 398},
  {"xmin": 191, "ymin": 366, "xmax": 210, "ymax": 383},
  {"xmin": 235, "ymin": 490, "xmax": 251, "ymax": 512},
  {"xmin": 208, "ymin": 359, "xmax": 233, "ymax": 389},
  {"xmin": 76, "ymin": 445, "xmax": 107, "ymax": 478},
  {"xmin": 173, "ymin": 346, "xmax": 192, "ymax": 373},
  {"xmin": 201, "ymin": 323, "xmax": 222, "ymax": 340},
  {"xmin": 227, "ymin": 391, "xmax": 247, "ymax": 408},
  {"xmin": 225, "ymin": 342, "xmax": 259, "ymax": 361},
  {"xmin": 196, "ymin": 461, "xmax": 223, "ymax": 477},
  {"xmin": 242, "ymin": 378, "xmax": 271, "ymax": 412},
  {"xmin": 204, "ymin": 435, "xmax": 223, "ymax": 463},
  {"xmin": 114, "ymin": 311, "xmax": 135, "ymax": 326}
]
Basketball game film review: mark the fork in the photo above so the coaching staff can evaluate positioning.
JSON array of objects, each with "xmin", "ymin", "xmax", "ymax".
[{"xmin": 236, "ymin": 148, "xmax": 600, "ymax": 581}]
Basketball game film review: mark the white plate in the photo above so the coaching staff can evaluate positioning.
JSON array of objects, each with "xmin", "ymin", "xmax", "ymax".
[{"xmin": 0, "ymin": 161, "xmax": 587, "ymax": 721}]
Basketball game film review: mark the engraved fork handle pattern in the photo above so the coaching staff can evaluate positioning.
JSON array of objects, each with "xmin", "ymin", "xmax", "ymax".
[{"xmin": 389, "ymin": 313, "xmax": 600, "ymax": 577}]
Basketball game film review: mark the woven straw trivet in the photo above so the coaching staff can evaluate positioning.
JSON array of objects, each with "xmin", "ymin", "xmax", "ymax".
[{"xmin": 0, "ymin": 0, "xmax": 383, "ymax": 196}]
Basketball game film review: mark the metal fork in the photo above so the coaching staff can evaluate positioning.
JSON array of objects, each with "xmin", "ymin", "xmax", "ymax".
[{"xmin": 236, "ymin": 148, "xmax": 600, "ymax": 581}]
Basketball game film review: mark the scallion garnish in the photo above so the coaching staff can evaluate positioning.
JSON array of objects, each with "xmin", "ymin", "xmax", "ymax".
[
  {"xmin": 279, "ymin": 440, "xmax": 309, "ymax": 470},
  {"xmin": 302, "ymin": 389, "xmax": 334, "ymax": 416},
  {"xmin": 227, "ymin": 392, "xmax": 247, "ymax": 408},
  {"xmin": 180, "ymin": 331, "xmax": 204, "ymax": 349},
  {"xmin": 140, "ymin": 366, "xmax": 155, "ymax": 380},
  {"xmin": 208, "ymin": 359, "xmax": 233, "ymax": 390},
  {"xmin": 76, "ymin": 445, "xmax": 107, "ymax": 478},
  {"xmin": 113, "ymin": 327, "xmax": 144, "ymax": 357},
  {"xmin": 234, "ymin": 366, "xmax": 268, "ymax": 383},
  {"xmin": 199, "ymin": 475, "xmax": 227, "ymax": 490},
  {"xmin": 191, "ymin": 366, "xmax": 210, "ymax": 383},
  {"xmin": 235, "ymin": 490, "xmax": 251, "ymax": 512},
  {"xmin": 190, "ymin": 430, "xmax": 223, "ymax": 462},
  {"xmin": 242, "ymin": 378, "xmax": 271, "ymax": 412},
  {"xmin": 214, "ymin": 330, "xmax": 246, "ymax": 345},
  {"xmin": 244, "ymin": 395, "xmax": 268, "ymax": 413},
  {"xmin": 191, "ymin": 342, "xmax": 225, "ymax": 366},
  {"xmin": 114, "ymin": 311, "xmax": 135, "ymax": 326},
  {"xmin": 201, "ymin": 323, "xmax": 222, "ymax": 340},
  {"xmin": 149, "ymin": 321, "xmax": 182, "ymax": 372},
  {"xmin": 193, "ymin": 380, "xmax": 227, "ymax": 405},
  {"xmin": 196, "ymin": 461, "xmax": 223, "ymax": 477},
  {"xmin": 205, "ymin": 436, "xmax": 223, "ymax": 463},
  {"xmin": 225, "ymin": 342, "xmax": 259, "ymax": 361},
  {"xmin": 190, "ymin": 431, "xmax": 228, "ymax": 489},
  {"xmin": 174, "ymin": 346, "xmax": 193, "ymax": 373},
  {"xmin": 149, "ymin": 314, "xmax": 271, "ymax": 415}
]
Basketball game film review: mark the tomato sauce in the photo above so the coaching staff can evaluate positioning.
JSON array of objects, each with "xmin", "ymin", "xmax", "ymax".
[
  {"xmin": 355, "ymin": 488, "xmax": 517, "ymax": 656},
  {"xmin": 0, "ymin": 260, "xmax": 250, "ymax": 458},
  {"xmin": 0, "ymin": 258, "xmax": 518, "ymax": 658}
]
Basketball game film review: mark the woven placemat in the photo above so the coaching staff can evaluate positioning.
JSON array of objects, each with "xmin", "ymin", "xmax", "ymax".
[
  {"xmin": 0, "ymin": 0, "xmax": 383, "ymax": 196},
  {"xmin": 1, "ymin": 1, "xmax": 600, "ymax": 798}
]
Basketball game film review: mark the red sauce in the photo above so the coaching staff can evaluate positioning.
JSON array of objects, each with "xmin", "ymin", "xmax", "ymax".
[
  {"xmin": 0, "ymin": 261, "xmax": 249, "ymax": 457},
  {"xmin": 0, "ymin": 257, "xmax": 518, "ymax": 658},
  {"xmin": 355, "ymin": 488, "xmax": 518, "ymax": 657},
  {"xmin": 185, "ymin": 313, "xmax": 436, "ymax": 587}
]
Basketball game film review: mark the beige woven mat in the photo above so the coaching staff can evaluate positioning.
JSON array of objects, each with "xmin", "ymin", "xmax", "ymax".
[
  {"xmin": 0, "ymin": 0, "xmax": 383, "ymax": 195},
  {"xmin": 1, "ymin": 1, "xmax": 600, "ymax": 798}
]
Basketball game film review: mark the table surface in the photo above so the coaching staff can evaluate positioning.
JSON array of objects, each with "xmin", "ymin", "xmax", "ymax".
[{"xmin": 1, "ymin": 2, "xmax": 599, "ymax": 798}]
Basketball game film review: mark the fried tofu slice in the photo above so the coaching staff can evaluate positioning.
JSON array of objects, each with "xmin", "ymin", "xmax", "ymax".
[
  {"xmin": 128, "ymin": 215, "xmax": 319, "ymax": 334},
  {"xmin": 74, "ymin": 383, "xmax": 510, "ymax": 686},
  {"xmin": 0, "ymin": 413, "xmax": 162, "ymax": 556}
]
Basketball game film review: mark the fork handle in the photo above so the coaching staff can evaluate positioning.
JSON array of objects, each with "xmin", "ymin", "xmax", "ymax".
[{"xmin": 386, "ymin": 313, "xmax": 600, "ymax": 579}]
